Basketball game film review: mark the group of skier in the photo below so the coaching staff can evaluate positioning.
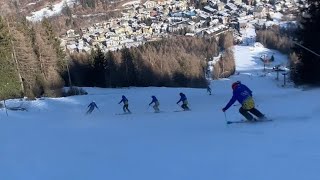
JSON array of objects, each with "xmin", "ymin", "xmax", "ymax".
[
  {"xmin": 86, "ymin": 92, "xmax": 191, "ymax": 114},
  {"xmin": 87, "ymin": 81, "xmax": 266, "ymax": 122}
]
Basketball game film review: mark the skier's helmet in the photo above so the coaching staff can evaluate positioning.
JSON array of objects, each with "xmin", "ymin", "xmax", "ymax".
[
  {"xmin": 232, "ymin": 82, "xmax": 240, "ymax": 90},
  {"xmin": 179, "ymin": 92, "xmax": 183, "ymax": 96},
  {"xmin": 151, "ymin": 95, "xmax": 155, "ymax": 98},
  {"xmin": 122, "ymin": 95, "xmax": 125, "ymax": 98}
]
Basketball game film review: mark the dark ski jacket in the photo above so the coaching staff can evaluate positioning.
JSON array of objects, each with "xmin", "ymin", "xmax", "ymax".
[
  {"xmin": 224, "ymin": 83, "xmax": 253, "ymax": 110},
  {"xmin": 177, "ymin": 93, "xmax": 187, "ymax": 104},
  {"xmin": 88, "ymin": 102, "xmax": 98, "ymax": 109},
  {"xmin": 119, "ymin": 96, "xmax": 128, "ymax": 104},
  {"xmin": 149, "ymin": 96, "xmax": 158, "ymax": 105}
]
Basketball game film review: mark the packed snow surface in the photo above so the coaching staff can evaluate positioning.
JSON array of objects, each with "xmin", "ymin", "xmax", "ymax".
[{"xmin": 1, "ymin": 26, "xmax": 320, "ymax": 180}]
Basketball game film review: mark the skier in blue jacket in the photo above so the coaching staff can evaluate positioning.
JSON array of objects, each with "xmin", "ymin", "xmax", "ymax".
[
  {"xmin": 149, "ymin": 96, "xmax": 160, "ymax": 113},
  {"xmin": 86, "ymin": 101, "xmax": 99, "ymax": 114},
  {"xmin": 222, "ymin": 81, "xmax": 265, "ymax": 121},
  {"xmin": 177, "ymin": 92, "xmax": 190, "ymax": 111},
  {"xmin": 118, "ymin": 95, "xmax": 131, "ymax": 113}
]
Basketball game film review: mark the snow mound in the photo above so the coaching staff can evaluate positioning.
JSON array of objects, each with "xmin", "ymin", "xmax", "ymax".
[{"xmin": 254, "ymin": 42, "xmax": 264, "ymax": 48}]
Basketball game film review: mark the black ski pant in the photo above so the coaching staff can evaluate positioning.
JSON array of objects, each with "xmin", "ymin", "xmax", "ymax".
[
  {"xmin": 123, "ymin": 104, "xmax": 131, "ymax": 113},
  {"xmin": 153, "ymin": 104, "xmax": 160, "ymax": 112},
  {"xmin": 181, "ymin": 104, "xmax": 190, "ymax": 111},
  {"xmin": 239, "ymin": 107, "xmax": 264, "ymax": 121},
  {"xmin": 86, "ymin": 107, "xmax": 94, "ymax": 114}
]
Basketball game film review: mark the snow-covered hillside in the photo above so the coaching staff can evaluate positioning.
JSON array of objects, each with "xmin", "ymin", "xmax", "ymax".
[
  {"xmin": 1, "ymin": 28, "xmax": 320, "ymax": 180},
  {"xmin": 26, "ymin": 0, "xmax": 76, "ymax": 22}
]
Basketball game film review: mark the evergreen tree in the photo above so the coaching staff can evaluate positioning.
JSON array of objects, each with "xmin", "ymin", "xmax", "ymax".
[
  {"xmin": 120, "ymin": 48, "xmax": 136, "ymax": 87},
  {"xmin": 294, "ymin": 0, "xmax": 320, "ymax": 84},
  {"xmin": 62, "ymin": 2, "xmax": 72, "ymax": 17},
  {"xmin": 92, "ymin": 48, "xmax": 107, "ymax": 87},
  {"xmin": 105, "ymin": 51, "xmax": 116, "ymax": 87},
  {"xmin": 0, "ymin": 17, "xmax": 22, "ymax": 99},
  {"xmin": 42, "ymin": 18, "xmax": 66, "ymax": 71}
]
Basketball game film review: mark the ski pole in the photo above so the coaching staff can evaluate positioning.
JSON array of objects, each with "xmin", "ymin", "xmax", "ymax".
[
  {"xmin": 224, "ymin": 112, "xmax": 231, "ymax": 124},
  {"xmin": 177, "ymin": 103, "xmax": 181, "ymax": 110}
]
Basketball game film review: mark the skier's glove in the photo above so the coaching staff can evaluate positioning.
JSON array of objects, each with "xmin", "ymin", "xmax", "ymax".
[{"xmin": 222, "ymin": 108, "xmax": 226, "ymax": 112}]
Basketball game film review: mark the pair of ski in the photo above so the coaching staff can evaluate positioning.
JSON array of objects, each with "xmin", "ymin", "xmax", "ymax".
[
  {"xmin": 173, "ymin": 109, "xmax": 191, "ymax": 112},
  {"xmin": 115, "ymin": 112, "xmax": 132, "ymax": 115},
  {"xmin": 227, "ymin": 118, "xmax": 273, "ymax": 124}
]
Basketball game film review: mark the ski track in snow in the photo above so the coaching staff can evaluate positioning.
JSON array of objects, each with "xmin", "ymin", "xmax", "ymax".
[{"xmin": 1, "ymin": 26, "xmax": 320, "ymax": 180}]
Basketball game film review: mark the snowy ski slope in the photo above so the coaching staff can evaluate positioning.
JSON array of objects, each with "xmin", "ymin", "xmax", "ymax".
[{"xmin": 1, "ymin": 31, "xmax": 320, "ymax": 180}]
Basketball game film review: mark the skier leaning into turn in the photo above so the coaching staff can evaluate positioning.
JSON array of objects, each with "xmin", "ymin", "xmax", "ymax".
[{"xmin": 222, "ymin": 81, "xmax": 266, "ymax": 121}]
